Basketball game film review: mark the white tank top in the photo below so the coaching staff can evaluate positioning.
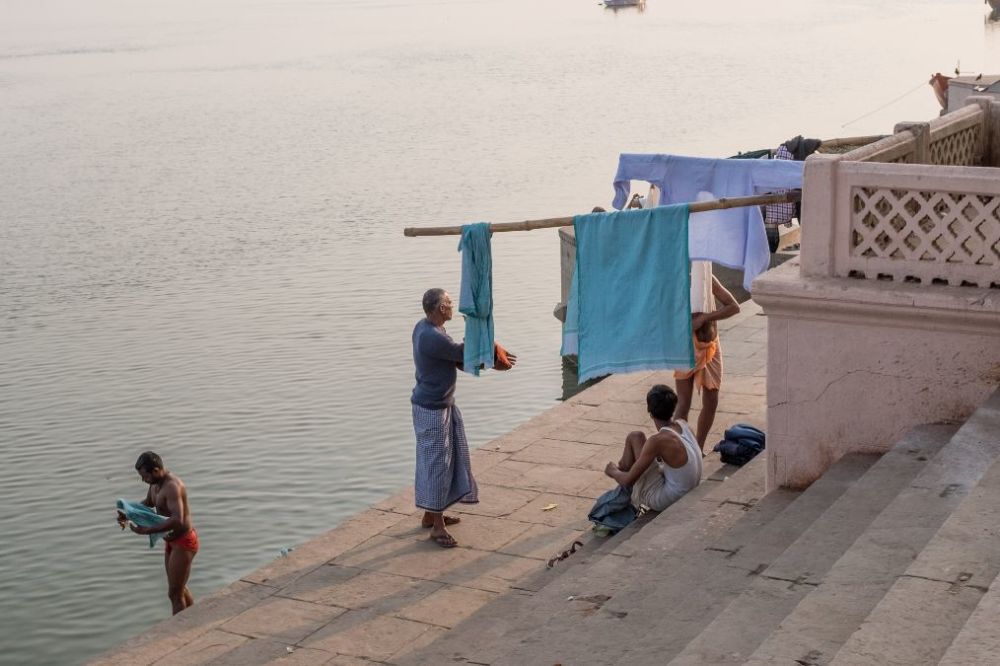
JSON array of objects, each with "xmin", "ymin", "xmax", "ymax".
[{"xmin": 650, "ymin": 420, "xmax": 703, "ymax": 510}]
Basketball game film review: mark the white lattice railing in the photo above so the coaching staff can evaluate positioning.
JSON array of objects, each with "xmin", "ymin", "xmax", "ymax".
[
  {"xmin": 840, "ymin": 103, "xmax": 986, "ymax": 166},
  {"xmin": 928, "ymin": 109, "xmax": 983, "ymax": 166},
  {"xmin": 830, "ymin": 162, "xmax": 1000, "ymax": 287},
  {"xmin": 799, "ymin": 100, "xmax": 1000, "ymax": 288}
]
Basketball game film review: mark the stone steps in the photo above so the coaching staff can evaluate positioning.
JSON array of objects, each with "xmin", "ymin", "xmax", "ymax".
[
  {"xmin": 938, "ymin": 568, "xmax": 1000, "ymax": 664},
  {"xmin": 397, "ymin": 454, "xmax": 775, "ymax": 665},
  {"xmin": 827, "ymin": 390, "xmax": 1000, "ymax": 666},
  {"xmin": 398, "ymin": 388, "xmax": 1000, "ymax": 666},
  {"xmin": 394, "ymin": 502, "xmax": 666, "ymax": 666},
  {"xmin": 669, "ymin": 424, "xmax": 956, "ymax": 665},
  {"xmin": 735, "ymin": 415, "xmax": 993, "ymax": 666},
  {"xmin": 495, "ymin": 452, "xmax": 876, "ymax": 666}
]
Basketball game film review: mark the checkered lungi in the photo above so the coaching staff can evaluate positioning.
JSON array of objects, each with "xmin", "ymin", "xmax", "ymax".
[
  {"xmin": 412, "ymin": 403, "xmax": 479, "ymax": 512},
  {"xmin": 765, "ymin": 145, "xmax": 797, "ymax": 252}
]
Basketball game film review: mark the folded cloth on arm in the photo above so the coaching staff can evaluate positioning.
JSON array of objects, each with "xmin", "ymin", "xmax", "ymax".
[
  {"xmin": 494, "ymin": 342, "xmax": 514, "ymax": 370},
  {"xmin": 612, "ymin": 154, "xmax": 804, "ymax": 290},
  {"xmin": 562, "ymin": 205, "xmax": 694, "ymax": 382},
  {"xmin": 457, "ymin": 222, "xmax": 494, "ymax": 376}
]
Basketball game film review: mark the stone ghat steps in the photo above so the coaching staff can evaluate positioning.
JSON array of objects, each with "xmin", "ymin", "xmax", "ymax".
[
  {"xmin": 671, "ymin": 423, "xmax": 957, "ymax": 666},
  {"xmin": 401, "ymin": 446, "xmax": 865, "ymax": 666},
  {"xmin": 496, "ymin": 452, "xmax": 891, "ymax": 664},
  {"xmin": 400, "ymin": 388, "xmax": 1000, "ymax": 666},
  {"xmin": 826, "ymin": 389, "xmax": 1000, "ymax": 666},
  {"xmin": 395, "ymin": 452, "xmax": 777, "ymax": 665}
]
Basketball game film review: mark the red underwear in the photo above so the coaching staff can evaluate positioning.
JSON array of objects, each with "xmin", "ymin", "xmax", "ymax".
[{"xmin": 165, "ymin": 528, "xmax": 199, "ymax": 555}]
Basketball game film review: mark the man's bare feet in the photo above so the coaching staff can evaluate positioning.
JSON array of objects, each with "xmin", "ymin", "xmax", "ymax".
[
  {"xmin": 421, "ymin": 514, "xmax": 460, "ymax": 528},
  {"xmin": 429, "ymin": 531, "xmax": 458, "ymax": 548}
]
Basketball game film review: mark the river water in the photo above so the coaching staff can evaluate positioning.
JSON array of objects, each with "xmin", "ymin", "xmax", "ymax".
[{"xmin": 1, "ymin": 0, "xmax": 997, "ymax": 663}]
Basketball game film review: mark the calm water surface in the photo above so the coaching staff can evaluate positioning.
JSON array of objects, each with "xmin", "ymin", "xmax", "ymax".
[{"xmin": 1, "ymin": 0, "xmax": 997, "ymax": 663}]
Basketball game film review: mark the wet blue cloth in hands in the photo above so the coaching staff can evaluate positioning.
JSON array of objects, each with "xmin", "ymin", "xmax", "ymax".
[{"xmin": 117, "ymin": 498, "xmax": 168, "ymax": 548}]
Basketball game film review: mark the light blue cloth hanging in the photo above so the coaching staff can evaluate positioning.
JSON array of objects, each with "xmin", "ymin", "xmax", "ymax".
[
  {"xmin": 612, "ymin": 154, "xmax": 804, "ymax": 290},
  {"xmin": 562, "ymin": 205, "xmax": 694, "ymax": 382},
  {"xmin": 117, "ymin": 498, "xmax": 169, "ymax": 548},
  {"xmin": 457, "ymin": 222, "xmax": 494, "ymax": 376}
]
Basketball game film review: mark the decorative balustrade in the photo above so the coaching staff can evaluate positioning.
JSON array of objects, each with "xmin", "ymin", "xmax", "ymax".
[
  {"xmin": 836, "ymin": 104, "xmax": 986, "ymax": 167},
  {"xmin": 927, "ymin": 111, "xmax": 983, "ymax": 166},
  {"xmin": 756, "ymin": 99, "xmax": 1000, "ymax": 492},
  {"xmin": 840, "ymin": 165, "xmax": 1000, "ymax": 287},
  {"xmin": 841, "ymin": 131, "xmax": 917, "ymax": 165},
  {"xmin": 800, "ymin": 98, "xmax": 1000, "ymax": 288}
]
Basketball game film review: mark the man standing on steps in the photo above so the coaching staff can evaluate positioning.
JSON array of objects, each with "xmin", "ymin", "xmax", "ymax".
[
  {"xmin": 117, "ymin": 451, "xmax": 198, "ymax": 614},
  {"xmin": 674, "ymin": 275, "xmax": 741, "ymax": 454},
  {"xmin": 411, "ymin": 288, "xmax": 516, "ymax": 548}
]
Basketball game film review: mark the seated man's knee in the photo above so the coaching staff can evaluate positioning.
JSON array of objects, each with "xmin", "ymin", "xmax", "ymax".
[{"xmin": 626, "ymin": 430, "xmax": 646, "ymax": 445}]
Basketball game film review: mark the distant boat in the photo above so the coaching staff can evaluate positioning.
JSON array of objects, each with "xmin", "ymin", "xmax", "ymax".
[
  {"xmin": 604, "ymin": 0, "xmax": 643, "ymax": 7},
  {"xmin": 989, "ymin": 0, "xmax": 1000, "ymax": 19}
]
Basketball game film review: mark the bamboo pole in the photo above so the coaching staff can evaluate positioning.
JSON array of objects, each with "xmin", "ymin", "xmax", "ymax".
[{"xmin": 403, "ymin": 190, "xmax": 801, "ymax": 237}]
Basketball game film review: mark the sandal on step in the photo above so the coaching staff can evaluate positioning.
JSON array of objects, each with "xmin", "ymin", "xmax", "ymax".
[{"xmin": 429, "ymin": 533, "xmax": 458, "ymax": 548}]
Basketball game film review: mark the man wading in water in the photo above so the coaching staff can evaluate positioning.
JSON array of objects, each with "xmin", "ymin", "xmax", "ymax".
[
  {"xmin": 411, "ymin": 288, "xmax": 516, "ymax": 548},
  {"xmin": 117, "ymin": 452, "xmax": 199, "ymax": 614}
]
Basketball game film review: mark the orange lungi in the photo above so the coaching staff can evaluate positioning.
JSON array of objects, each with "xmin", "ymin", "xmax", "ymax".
[{"xmin": 674, "ymin": 336, "xmax": 722, "ymax": 392}]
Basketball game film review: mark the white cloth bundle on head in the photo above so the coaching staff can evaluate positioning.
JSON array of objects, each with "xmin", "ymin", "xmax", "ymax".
[{"xmin": 644, "ymin": 185, "xmax": 714, "ymax": 315}]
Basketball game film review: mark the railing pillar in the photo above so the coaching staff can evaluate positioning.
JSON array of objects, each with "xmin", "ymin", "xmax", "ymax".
[
  {"xmin": 797, "ymin": 155, "xmax": 839, "ymax": 278},
  {"xmin": 964, "ymin": 95, "xmax": 995, "ymax": 166},
  {"xmin": 893, "ymin": 121, "xmax": 931, "ymax": 164},
  {"xmin": 991, "ymin": 101, "xmax": 1000, "ymax": 168}
]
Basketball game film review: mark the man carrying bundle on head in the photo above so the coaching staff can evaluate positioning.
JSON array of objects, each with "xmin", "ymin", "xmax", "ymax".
[{"xmin": 674, "ymin": 274, "xmax": 740, "ymax": 454}]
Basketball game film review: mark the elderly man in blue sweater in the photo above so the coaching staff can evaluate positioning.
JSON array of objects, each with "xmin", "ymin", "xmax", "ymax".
[{"xmin": 411, "ymin": 288, "xmax": 515, "ymax": 548}]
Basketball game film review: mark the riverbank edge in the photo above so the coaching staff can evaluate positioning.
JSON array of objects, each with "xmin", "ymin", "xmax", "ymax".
[{"xmin": 92, "ymin": 302, "xmax": 768, "ymax": 665}]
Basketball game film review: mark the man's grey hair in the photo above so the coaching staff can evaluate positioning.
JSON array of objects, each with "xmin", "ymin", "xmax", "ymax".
[{"xmin": 422, "ymin": 288, "xmax": 446, "ymax": 315}]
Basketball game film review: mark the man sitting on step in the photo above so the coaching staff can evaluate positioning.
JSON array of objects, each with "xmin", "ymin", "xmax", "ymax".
[{"xmin": 604, "ymin": 384, "xmax": 703, "ymax": 512}]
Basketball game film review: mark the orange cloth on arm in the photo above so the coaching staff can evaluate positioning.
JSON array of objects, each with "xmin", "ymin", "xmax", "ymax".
[
  {"xmin": 674, "ymin": 336, "xmax": 721, "ymax": 392},
  {"xmin": 494, "ymin": 342, "xmax": 514, "ymax": 370}
]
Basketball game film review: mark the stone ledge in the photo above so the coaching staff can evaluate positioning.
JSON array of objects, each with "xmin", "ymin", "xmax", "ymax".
[{"xmin": 754, "ymin": 259, "xmax": 1000, "ymax": 336}]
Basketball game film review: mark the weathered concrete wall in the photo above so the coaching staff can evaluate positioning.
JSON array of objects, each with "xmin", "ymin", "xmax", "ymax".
[
  {"xmin": 755, "ymin": 259, "xmax": 1000, "ymax": 490},
  {"xmin": 756, "ymin": 100, "xmax": 1000, "ymax": 490}
]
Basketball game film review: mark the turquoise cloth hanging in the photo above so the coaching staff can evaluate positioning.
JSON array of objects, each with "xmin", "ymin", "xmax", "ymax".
[
  {"xmin": 457, "ymin": 222, "xmax": 495, "ymax": 376},
  {"xmin": 562, "ymin": 205, "xmax": 694, "ymax": 382}
]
